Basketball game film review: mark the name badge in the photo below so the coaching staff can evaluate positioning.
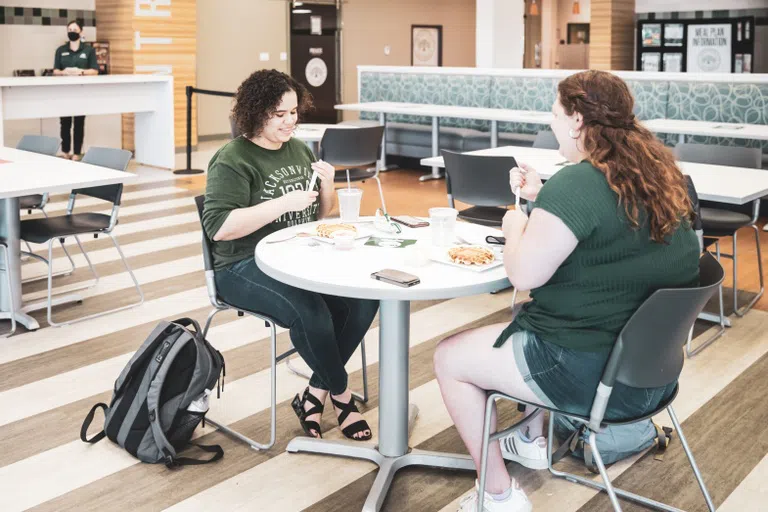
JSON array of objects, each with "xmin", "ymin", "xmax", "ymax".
[{"xmin": 62, "ymin": 52, "xmax": 70, "ymax": 56}]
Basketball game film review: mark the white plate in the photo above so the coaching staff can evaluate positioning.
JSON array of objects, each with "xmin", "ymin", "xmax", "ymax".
[
  {"xmin": 429, "ymin": 246, "xmax": 504, "ymax": 273},
  {"xmin": 310, "ymin": 224, "xmax": 373, "ymax": 243}
]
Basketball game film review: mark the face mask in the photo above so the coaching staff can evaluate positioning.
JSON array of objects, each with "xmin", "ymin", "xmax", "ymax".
[{"xmin": 68, "ymin": 32, "xmax": 81, "ymax": 42}]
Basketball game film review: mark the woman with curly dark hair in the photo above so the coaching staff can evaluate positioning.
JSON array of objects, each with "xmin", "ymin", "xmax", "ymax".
[
  {"xmin": 434, "ymin": 70, "xmax": 700, "ymax": 511},
  {"xmin": 202, "ymin": 69, "xmax": 378, "ymax": 441}
]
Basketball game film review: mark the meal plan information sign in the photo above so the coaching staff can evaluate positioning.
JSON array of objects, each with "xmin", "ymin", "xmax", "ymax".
[{"xmin": 687, "ymin": 24, "xmax": 732, "ymax": 73}]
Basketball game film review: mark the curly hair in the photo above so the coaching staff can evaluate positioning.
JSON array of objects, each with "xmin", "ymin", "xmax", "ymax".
[
  {"xmin": 558, "ymin": 70, "xmax": 693, "ymax": 243},
  {"xmin": 232, "ymin": 69, "xmax": 314, "ymax": 139}
]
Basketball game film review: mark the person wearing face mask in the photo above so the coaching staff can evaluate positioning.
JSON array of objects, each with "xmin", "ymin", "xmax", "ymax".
[
  {"xmin": 53, "ymin": 20, "xmax": 99, "ymax": 161},
  {"xmin": 202, "ymin": 69, "xmax": 379, "ymax": 443},
  {"xmin": 433, "ymin": 70, "xmax": 700, "ymax": 512}
]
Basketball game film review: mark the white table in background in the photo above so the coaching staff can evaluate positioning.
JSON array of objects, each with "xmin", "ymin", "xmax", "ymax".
[
  {"xmin": 0, "ymin": 75, "xmax": 174, "ymax": 169},
  {"xmin": 256, "ymin": 218, "xmax": 508, "ymax": 512},
  {"xmin": 0, "ymin": 147, "xmax": 135, "ymax": 330},
  {"xmin": 644, "ymin": 118, "xmax": 768, "ymax": 145},
  {"xmin": 335, "ymin": 101, "xmax": 554, "ymax": 181},
  {"xmin": 292, "ymin": 123, "xmax": 357, "ymax": 155}
]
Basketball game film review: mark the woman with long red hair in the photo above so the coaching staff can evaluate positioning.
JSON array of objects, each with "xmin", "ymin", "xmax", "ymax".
[{"xmin": 434, "ymin": 70, "xmax": 700, "ymax": 511}]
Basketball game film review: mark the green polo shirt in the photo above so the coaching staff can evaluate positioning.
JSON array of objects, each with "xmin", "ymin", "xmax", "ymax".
[{"xmin": 54, "ymin": 42, "xmax": 99, "ymax": 71}]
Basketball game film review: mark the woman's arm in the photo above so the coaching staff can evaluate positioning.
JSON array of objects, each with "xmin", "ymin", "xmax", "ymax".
[
  {"xmin": 502, "ymin": 208, "xmax": 579, "ymax": 291},
  {"xmin": 312, "ymin": 160, "xmax": 336, "ymax": 219},
  {"xmin": 212, "ymin": 191, "xmax": 318, "ymax": 241}
]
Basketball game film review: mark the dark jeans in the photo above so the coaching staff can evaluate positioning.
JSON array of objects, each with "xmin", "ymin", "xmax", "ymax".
[
  {"xmin": 60, "ymin": 116, "xmax": 85, "ymax": 154},
  {"xmin": 215, "ymin": 257, "xmax": 379, "ymax": 395}
]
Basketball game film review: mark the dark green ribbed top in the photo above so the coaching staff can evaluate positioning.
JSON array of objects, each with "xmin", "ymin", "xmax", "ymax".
[{"xmin": 495, "ymin": 161, "xmax": 700, "ymax": 352}]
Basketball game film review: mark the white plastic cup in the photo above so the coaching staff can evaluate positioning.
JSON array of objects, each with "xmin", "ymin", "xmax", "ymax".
[
  {"xmin": 429, "ymin": 207, "xmax": 459, "ymax": 247},
  {"xmin": 337, "ymin": 188, "xmax": 363, "ymax": 223}
]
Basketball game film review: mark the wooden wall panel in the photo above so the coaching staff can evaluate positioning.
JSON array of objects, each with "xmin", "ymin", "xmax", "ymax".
[
  {"xmin": 95, "ymin": 0, "xmax": 196, "ymax": 155},
  {"xmin": 589, "ymin": 0, "xmax": 635, "ymax": 71}
]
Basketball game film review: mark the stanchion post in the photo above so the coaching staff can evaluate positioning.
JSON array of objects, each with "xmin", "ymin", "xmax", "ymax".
[{"xmin": 173, "ymin": 85, "xmax": 205, "ymax": 175}]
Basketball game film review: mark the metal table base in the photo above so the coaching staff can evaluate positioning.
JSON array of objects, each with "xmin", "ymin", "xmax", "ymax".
[{"xmin": 285, "ymin": 299, "xmax": 476, "ymax": 511}]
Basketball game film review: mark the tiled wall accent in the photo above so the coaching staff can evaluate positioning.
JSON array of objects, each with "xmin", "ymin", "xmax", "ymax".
[{"xmin": 0, "ymin": 6, "xmax": 95, "ymax": 26}]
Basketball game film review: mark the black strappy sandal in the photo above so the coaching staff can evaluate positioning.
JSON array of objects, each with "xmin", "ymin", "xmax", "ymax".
[
  {"xmin": 331, "ymin": 395, "xmax": 373, "ymax": 441},
  {"xmin": 291, "ymin": 387, "xmax": 324, "ymax": 439}
]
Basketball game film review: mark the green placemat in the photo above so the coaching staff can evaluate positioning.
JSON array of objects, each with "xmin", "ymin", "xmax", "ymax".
[{"xmin": 365, "ymin": 237, "xmax": 418, "ymax": 249}]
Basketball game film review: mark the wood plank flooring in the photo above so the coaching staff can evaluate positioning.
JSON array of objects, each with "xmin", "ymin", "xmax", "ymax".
[{"xmin": 1, "ymin": 139, "xmax": 766, "ymax": 512}]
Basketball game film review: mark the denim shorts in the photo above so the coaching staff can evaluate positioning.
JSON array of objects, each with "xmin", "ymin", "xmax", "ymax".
[{"xmin": 509, "ymin": 330, "xmax": 676, "ymax": 420}]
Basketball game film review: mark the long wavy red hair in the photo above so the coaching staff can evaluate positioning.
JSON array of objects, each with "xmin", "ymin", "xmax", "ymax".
[{"xmin": 557, "ymin": 70, "xmax": 693, "ymax": 243}]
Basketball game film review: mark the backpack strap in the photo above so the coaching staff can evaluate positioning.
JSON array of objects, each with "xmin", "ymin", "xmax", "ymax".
[
  {"xmin": 171, "ymin": 318, "xmax": 202, "ymax": 336},
  {"xmin": 652, "ymin": 422, "xmax": 674, "ymax": 462},
  {"xmin": 163, "ymin": 442, "xmax": 224, "ymax": 468},
  {"xmin": 80, "ymin": 403, "xmax": 108, "ymax": 444}
]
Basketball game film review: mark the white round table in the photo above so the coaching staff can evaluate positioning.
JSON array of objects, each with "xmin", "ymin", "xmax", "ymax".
[{"xmin": 255, "ymin": 217, "xmax": 509, "ymax": 512}]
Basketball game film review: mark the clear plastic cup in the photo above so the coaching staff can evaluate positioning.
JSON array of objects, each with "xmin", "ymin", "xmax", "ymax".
[
  {"xmin": 337, "ymin": 188, "xmax": 363, "ymax": 223},
  {"xmin": 429, "ymin": 207, "xmax": 459, "ymax": 247}
]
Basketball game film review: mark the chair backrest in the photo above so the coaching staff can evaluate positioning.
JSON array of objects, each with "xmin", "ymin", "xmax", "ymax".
[
  {"xmin": 683, "ymin": 175, "xmax": 703, "ymax": 251},
  {"xmin": 602, "ymin": 252, "xmax": 723, "ymax": 391},
  {"xmin": 229, "ymin": 116, "xmax": 239, "ymax": 139},
  {"xmin": 675, "ymin": 143, "xmax": 762, "ymax": 169},
  {"xmin": 532, "ymin": 130, "xmax": 559, "ymax": 150},
  {"xmin": 16, "ymin": 135, "xmax": 60, "ymax": 156},
  {"xmin": 194, "ymin": 195, "xmax": 216, "ymax": 273},
  {"xmin": 73, "ymin": 147, "xmax": 133, "ymax": 205},
  {"xmin": 319, "ymin": 125, "xmax": 385, "ymax": 167},
  {"xmin": 441, "ymin": 150, "xmax": 517, "ymax": 207}
]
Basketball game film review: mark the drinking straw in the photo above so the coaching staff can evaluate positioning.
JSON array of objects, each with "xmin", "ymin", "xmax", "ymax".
[{"xmin": 346, "ymin": 169, "xmax": 351, "ymax": 189}]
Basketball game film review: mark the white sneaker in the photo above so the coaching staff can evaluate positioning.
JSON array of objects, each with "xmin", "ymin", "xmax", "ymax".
[
  {"xmin": 499, "ymin": 430, "xmax": 549, "ymax": 470},
  {"xmin": 458, "ymin": 480, "xmax": 532, "ymax": 512}
]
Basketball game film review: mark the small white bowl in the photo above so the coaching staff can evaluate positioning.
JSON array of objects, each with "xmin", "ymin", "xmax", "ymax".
[{"xmin": 331, "ymin": 230, "xmax": 356, "ymax": 250}]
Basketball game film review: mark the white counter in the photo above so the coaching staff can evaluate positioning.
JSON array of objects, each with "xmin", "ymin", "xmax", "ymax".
[{"xmin": 0, "ymin": 75, "xmax": 174, "ymax": 169}]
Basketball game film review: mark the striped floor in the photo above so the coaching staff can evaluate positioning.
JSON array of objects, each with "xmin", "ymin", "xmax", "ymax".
[{"xmin": 1, "ymin": 149, "xmax": 766, "ymax": 511}]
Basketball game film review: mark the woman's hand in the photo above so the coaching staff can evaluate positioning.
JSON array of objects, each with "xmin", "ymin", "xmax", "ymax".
[
  {"xmin": 311, "ymin": 160, "xmax": 336, "ymax": 191},
  {"xmin": 281, "ymin": 190, "xmax": 319, "ymax": 212},
  {"xmin": 509, "ymin": 162, "xmax": 543, "ymax": 202}
]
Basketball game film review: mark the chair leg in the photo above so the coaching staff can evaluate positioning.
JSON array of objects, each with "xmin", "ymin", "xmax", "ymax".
[
  {"xmin": 1, "ymin": 245, "xmax": 17, "ymax": 338},
  {"xmin": 206, "ymin": 320, "xmax": 278, "ymax": 451},
  {"xmin": 734, "ymin": 225, "xmax": 764, "ymax": 317},
  {"xmin": 477, "ymin": 393, "xmax": 497, "ymax": 512},
  {"xmin": 22, "ymin": 238, "xmax": 77, "ymax": 284},
  {"xmin": 667, "ymin": 406, "xmax": 716, "ymax": 512},
  {"xmin": 587, "ymin": 431, "xmax": 623, "ymax": 512},
  {"xmin": 46, "ymin": 233, "xmax": 144, "ymax": 327}
]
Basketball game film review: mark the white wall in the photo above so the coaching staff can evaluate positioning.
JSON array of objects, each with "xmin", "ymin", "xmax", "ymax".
[
  {"xmin": 476, "ymin": 0, "xmax": 525, "ymax": 68},
  {"xmin": 196, "ymin": 0, "xmax": 289, "ymax": 138},
  {"xmin": 0, "ymin": 0, "xmax": 121, "ymax": 150},
  {"xmin": 636, "ymin": 0, "xmax": 768, "ymax": 12}
]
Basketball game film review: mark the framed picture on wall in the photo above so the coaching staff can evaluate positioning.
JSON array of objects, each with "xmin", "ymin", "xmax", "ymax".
[
  {"xmin": 642, "ymin": 53, "xmax": 661, "ymax": 72},
  {"xmin": 664, "ymin": 23, "xmax": 684, "ymax": 46},
  {"xmin": 567, "ymin": 23, "xmax": 590, "ymax": 44},
  {"xmin": 642, "ymin": 23, "xmax": 662, "ymax": 47},
  {"xmin": 411, "ymin": 25, "xmax": 442, "ymax": 67}
]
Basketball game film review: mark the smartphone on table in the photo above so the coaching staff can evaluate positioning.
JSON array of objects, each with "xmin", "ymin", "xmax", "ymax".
[{"xmin": 371, "ymin": 269, "xmax": 421, "ymax": 287}]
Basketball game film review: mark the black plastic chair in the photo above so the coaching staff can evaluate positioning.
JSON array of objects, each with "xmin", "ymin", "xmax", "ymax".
[
  {"xmin": 676, "ymin": 143, "xmax": 763, "ymax": 317},
  {"xmin": 319, "ymin": 126, "xmax": 387, "ymax": 211},
  {"xmin": 0, "ymin": 241, "xmax": 17, "ymax": 337},
  {"xmin": 441, "ymin": 150, "xmax": 517, "ymax": 227},
  {"xmin": 194, "ymin": 196, "xmax": 369, "ymax": 450},
  {"xmin": 19, "ymin": 147, "xmax": 143, "ymax": 327},
  {"xmin": 477, "ymin": 252, "xmax": 723, "ymax": 512},
  {"xmin": 16, "ymin": 135, "xmax": 77, "ymax": 282},
  {"xmin": 532, "ymin": 130, "xmax": 559, "ymax": 150}
]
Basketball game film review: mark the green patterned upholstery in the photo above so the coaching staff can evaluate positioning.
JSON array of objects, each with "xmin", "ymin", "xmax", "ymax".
[
  {"xmin": 357, "ymin": 70, "xmax": 768, "ymax": 154},
  {"xmin": 667, "ymin": 82, "xmax": 768, "ymax": 151}
]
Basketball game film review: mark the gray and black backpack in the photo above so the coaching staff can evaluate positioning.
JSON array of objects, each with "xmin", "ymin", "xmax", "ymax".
[{"xmin": 80, "ymin": 317, "xmax": 226, "ymax": 468}]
